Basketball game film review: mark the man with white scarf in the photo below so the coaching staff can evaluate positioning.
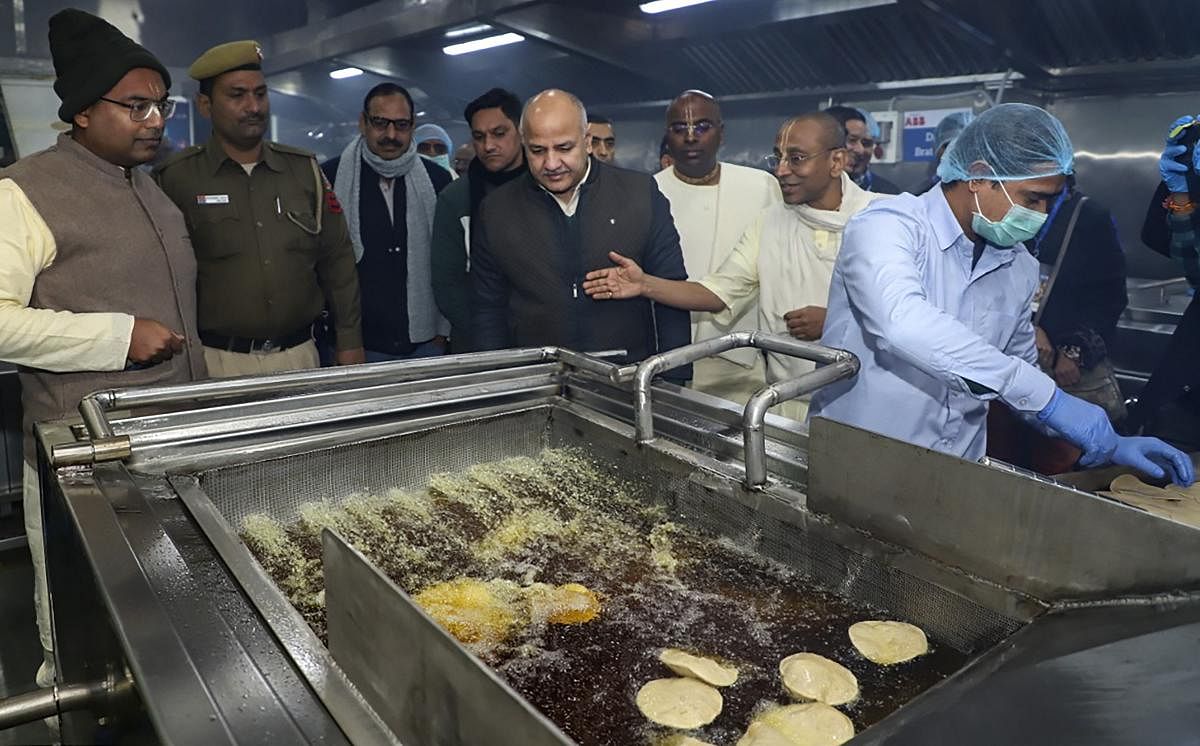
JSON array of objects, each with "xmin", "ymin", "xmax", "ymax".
[
  {"xmin": 322, "ymin": 82, "xmax": 452, "ymax": 361},
  {"xmin": 582, "ymin": 112, "xmax": 887, "ymax": 420}
]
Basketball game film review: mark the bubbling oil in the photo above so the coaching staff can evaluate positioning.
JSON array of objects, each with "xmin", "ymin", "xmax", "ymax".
[{"xmin": 240, "ymin": 448, "xmax": 966, "ymax": 745}]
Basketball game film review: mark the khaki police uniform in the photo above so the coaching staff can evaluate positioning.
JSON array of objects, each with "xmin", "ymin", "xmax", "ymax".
[{"xmin": 154, "ymin": 39, "xmax": 363, "ymax": 377}]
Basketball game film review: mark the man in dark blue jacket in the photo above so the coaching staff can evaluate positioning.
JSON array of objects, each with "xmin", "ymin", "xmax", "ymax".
[
  {"xmin": 470, "ymin": 89, "xmax": 691, "ymax": 380},
  {"xmin": 322, "ymin": 82, "xmax": 452, "ymax": 361}
]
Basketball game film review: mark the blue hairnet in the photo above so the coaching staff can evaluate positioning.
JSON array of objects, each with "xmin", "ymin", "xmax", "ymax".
[
  {"xmin": 934, "ymin": 111, "xmax": 972, "ymax": 150},
  {"xmin": 413, "ymin": 123, "xmax": 453, "ymax": 151},
  {"xmin": 936, "ymin": 103, "xmax": 1073, "ymax": 183}
]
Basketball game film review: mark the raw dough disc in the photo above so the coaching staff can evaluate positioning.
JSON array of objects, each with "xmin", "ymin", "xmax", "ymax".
[
  {"xmin": 848, "ymin": 620, "xmax": 929, "ymax": 665},
  {"xmin": 660, "ymin": 648, "xmax": 739, "ymax": 687},
  {"xmin": 636, "ymin": 677, "xmax": 723, "ymax": 729},
  {"xmin": 735, "ymin": 703, "xmax": 855, "ymax": 746},
  {"xmin": 778, "ymin": 653, "xmax": 859, "ymax": 706}
]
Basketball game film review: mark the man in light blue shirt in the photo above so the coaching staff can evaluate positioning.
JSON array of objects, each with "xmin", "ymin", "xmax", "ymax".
[{"xmin": 811, "ymin": 104, "xmax": 1193, "ymax": 486}]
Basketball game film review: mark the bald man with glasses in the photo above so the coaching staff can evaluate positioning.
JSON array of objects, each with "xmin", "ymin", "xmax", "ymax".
[{"xmin": 587, "ymin": 112, "xmax": 887, "ymax": 421}]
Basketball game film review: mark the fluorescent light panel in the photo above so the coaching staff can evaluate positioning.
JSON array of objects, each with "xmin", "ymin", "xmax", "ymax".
[
  {"xmin": 442, "ymin": 32, "xmax": 524, "ymax": 56},
  {"xmin": 640, "ymin": 0, "xmax": 717, "ymax": 13},
  {"xmin": 444, "ymin": 23, "xmax": 493, "ymax": 38},
  {"xmin": 329, "ymin": 66, "xmax": 363, "ymax": 79}
]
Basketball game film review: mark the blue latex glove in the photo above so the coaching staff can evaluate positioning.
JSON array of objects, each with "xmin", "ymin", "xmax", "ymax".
[
  {"xmin": 1038, "ymin": 390, "xmax": 1195, "ymax": 486},
  {"xmin": 1160, "ymin": 115, "xmax": 1198, "ymax": 193},
  {"xmin": 1037, "ymin": 389, "xmax": 1118, "ymax": 465},
  {"xmin": 1112, "ymin": 437, "xmax": 1195, "ymax": 487}
]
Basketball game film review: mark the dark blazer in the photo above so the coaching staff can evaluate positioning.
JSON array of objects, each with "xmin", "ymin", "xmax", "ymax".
[{"xmin": 470, "ymin": 159, "xmax": 692, "ymax": 380}]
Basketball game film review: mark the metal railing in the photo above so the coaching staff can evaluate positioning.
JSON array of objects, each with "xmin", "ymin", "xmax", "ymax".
[
  {"xmin": 56, "ymin": 348, "xmax": 626, "ymax": 466},
  {"xmin": 633, "ymin": 332, "xmax": 859, "ymax": 489}
]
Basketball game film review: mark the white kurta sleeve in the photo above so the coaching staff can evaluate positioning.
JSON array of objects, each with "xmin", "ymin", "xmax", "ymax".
[
  {"xmin": 698, "ymin": 212, "xmax": 764, "ymax": 325},
  {"xmin": 0, "ymin": 180, "xmax": 134, "ymax": 372}
]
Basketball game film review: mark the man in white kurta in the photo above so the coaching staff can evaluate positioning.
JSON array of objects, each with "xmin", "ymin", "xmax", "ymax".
[
  {"xmin": 654, "ymin": 91, "xmax": 780, "ymax": 404},
  {"xmin": 698, "ymin": 170, "xmax": 882, "ymax": 418},
  {"xmin": 582, "ymin": 112, "xmax": 887, "ymax": 420}
]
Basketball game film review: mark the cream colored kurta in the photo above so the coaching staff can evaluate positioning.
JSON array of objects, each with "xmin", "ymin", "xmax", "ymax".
[
  {"xmin": 698, "ymin": 173, "xmax": 887, "ymax": 419},
  {"xmin": 0, "ymin": 179, "xmax": 133, "ymax": 370},
  {"xmin": 655, "ymin": 162, "xmax": 780, "ymax": 404}
]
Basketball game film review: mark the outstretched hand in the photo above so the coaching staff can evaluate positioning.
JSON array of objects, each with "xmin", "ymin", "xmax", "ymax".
[{"xmin": 582, "ymin": 251, "xmax": 646, "ymax": 300}]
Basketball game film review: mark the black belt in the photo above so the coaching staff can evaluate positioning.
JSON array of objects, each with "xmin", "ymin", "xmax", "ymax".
[{"xmin": 200, "ymin": 326, "xmax": 312, "ymax": 354}]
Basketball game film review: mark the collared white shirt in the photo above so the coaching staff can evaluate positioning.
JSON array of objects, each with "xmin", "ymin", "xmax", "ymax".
[
  {"xmin": 810, "ymin": 184, "xmax": 1057, "ymax": 460},
  {"xmin": 542, "ymin": 159, "xmax": 592, "ymax": 217}
]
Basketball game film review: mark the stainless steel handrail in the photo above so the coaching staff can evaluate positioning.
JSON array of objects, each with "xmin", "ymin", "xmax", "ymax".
[
  {"xmin": 0, "ymin": 674, "xmax": 132, "ymax": 731},
  {"xmin": 633, "ymin": 332, "xmax": 858, "ymax": 488},
  {"xmin": 59, "ymin": 348, "xmax": 626, "ymax": 465}
]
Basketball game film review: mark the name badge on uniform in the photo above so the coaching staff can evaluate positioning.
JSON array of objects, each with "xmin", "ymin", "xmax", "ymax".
[{"xmin": 196, "ymin": 194, "xmax": 230, "ymax": 205}]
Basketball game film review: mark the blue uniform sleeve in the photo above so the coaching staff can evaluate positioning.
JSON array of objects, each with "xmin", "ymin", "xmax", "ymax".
[
  {"xmin": 839, "ymin": 209, "xmax": 1056, "ymax": 413},
  {"xmin": 469, "ymin": 207, "xmax": 511, "ymax": 351},
  {"xmin": 1005, "ymin": 275, "xmax": 1039, "ymax": 367},
  {"xmin": 641, "ymin": 184, "xmax": 692, "ymax": 382}
]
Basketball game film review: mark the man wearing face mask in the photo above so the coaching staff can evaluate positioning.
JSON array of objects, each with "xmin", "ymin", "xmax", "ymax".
[
  {"xmin": 414, "ymin": 123, "xmax": 456, "ymax": 176},
  {"xmin": 809, "ymin": 104, "xmax": 1193, "ymax": 486}
]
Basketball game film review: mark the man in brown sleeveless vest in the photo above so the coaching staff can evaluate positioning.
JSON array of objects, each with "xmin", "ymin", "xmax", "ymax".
[{"xmin": 0, "ymin": 9, "xmax": 206, "ymax": 687}]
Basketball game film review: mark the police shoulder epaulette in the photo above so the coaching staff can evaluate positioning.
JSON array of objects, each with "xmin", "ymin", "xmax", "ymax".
[
  {"xmin": 153, "ymin": 144, "xmax": 204, "ymax": 172},
  {"xmin": 267, "ymin": 141, "xmax": 317, "ymax": 160}
]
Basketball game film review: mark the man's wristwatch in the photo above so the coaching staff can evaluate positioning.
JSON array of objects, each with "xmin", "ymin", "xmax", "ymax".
[{"xmin": 1057, "ymin": 344, "xmax": 1082, "ymax": 363}]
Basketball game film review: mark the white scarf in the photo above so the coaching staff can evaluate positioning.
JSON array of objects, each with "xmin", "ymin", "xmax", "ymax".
[{"xmin": 333, "ymin": 136, "xmax": 445, "ymax": 343}]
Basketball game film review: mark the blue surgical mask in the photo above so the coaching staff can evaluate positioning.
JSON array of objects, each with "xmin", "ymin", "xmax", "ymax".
[
  {"xmin": 971, "ymin": 181, "xmax": 1047, "ymax": 247},
  {"xmin": 430, "ymin": 154, "xmax": 452, "ymax": 172}
]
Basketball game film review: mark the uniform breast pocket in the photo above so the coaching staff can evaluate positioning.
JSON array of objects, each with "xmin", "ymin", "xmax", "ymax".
[
  {"xmin": 279, "ymin": 197, "xmax": 322, "ymax": 256},
  {"xmin": 191, "ymin": 203, "xmax": 242, "ymax": 259}
]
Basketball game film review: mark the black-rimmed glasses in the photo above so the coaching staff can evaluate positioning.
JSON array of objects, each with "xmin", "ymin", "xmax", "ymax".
[
  {"xmin": 98, "ymin": 97, "xmax": 175, "ymax": 122},
  {"xmin": 365, "ymin": 116, "xmax": 413, "ymax": 133}
]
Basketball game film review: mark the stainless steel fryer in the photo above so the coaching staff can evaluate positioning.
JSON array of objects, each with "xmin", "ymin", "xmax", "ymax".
[{"xmin": 20, "ymin": 335, "xmax": 1200, "ymax": 745}]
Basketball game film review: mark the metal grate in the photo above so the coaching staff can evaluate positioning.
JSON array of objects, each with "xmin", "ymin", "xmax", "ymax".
[{"xmin": 199, "ymin": 407, "xmax": 553, "ymax": 528}]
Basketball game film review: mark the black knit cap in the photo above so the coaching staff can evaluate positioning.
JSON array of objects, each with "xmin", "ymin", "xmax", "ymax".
[{"xmin": 48, "ymin": 8, "xmax": 171, "ymax": 123}]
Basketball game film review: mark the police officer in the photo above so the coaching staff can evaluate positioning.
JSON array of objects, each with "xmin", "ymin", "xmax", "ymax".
[{"xmin": 155, "ymin": 41, "xmax": 366, "ymax": 376}]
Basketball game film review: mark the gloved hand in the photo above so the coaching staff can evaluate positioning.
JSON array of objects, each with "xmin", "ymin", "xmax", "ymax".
[
  {"xmin": 1160, "ymin": 115, "xmax": 1198, "ymax": 193},
  {"xmin": 1112, "ymin": 436, "xmax": 1195, "ymax": 487},
  {"xmin": 1037, "ymin": 389, "xmax": 1118, "ymax": 466},
  {"xmin": 1038, "ymin": 390, "xmax": 1196, "ymax": 486}
]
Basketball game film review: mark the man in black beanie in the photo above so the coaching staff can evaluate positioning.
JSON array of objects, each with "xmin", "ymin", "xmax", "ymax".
[{"xmin": 0, "ymin": 8, "xmax": 206, "ymax": 689}]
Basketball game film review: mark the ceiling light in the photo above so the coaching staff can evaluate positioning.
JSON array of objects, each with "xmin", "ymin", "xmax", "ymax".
[
  {"xmin": 442, "ymin": 32, "xmax": 524, "ymax": 56},
  {"xmin": 640, "ymin": 0, "xmax": 717, "ymax": 13},
  {"xmin": 444, "ymin": 23, "xmax": 492, "ymax": 38},
  {"xmin": 329, "ymin": 66, "xmax": 364, "ymax": 79}
]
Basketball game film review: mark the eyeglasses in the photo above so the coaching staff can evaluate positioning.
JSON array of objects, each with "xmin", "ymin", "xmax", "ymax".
[
  {"xmin": 668, "ymin": 121, "xmax": 717, "ymax": 138},
  {"xmin": 764, "ymin": 148, "xmax": 837, "ymax": 171},
  {"xmin": 98, "ymin": 97, "xmax": 175, "ymax": 122},
  {"xmin": 365, "ymin": 116, "xmax": 413, "ymax": 133}
]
